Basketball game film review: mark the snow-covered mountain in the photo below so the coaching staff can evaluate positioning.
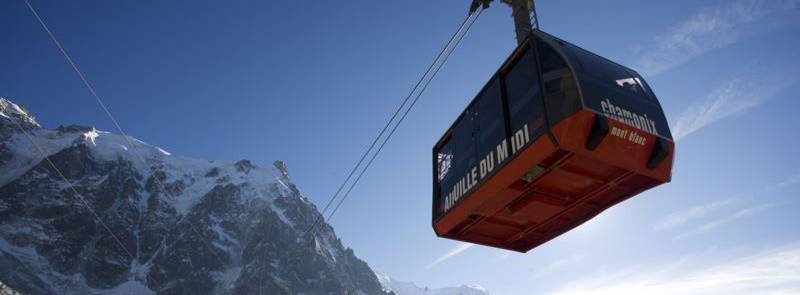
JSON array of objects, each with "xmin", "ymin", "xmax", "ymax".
[
  {"xmin": 0, "ymin": 97, "xmax": 388, "ymax": 295},
  {"xmin": 0, "ymin": 97, "xmax": 491, "ymax": 295},
  {"xmin": 375, "ymin": 272, "xmax": 491, "ymax": 295}
]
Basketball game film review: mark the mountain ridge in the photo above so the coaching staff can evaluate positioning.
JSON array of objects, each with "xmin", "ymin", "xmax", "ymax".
[
  {"xmin": 0, "ymin": 97, "xmax": 387, "ymax": 294},
  {"xmin": 0, "ymin": 97, "xmax": 491, "ymax": 295}
]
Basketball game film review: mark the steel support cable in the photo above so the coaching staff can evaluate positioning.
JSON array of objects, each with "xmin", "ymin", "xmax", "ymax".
[
  {"xmin": 21, "ymin": 0, "xmax": 226, "ymax": 270},
  {"xmin": 304, "ymin": 13, "xmax": 475, "ymax": 234},
  {"xmin": 19, "ymin": 0, "xmax": 169, "ymax": 290},
  {"xmin": 19, "ymin": 0, "xmax": 227, "ymax": 289},
  {"xmin": 19, "ymin": 0, "xmax": 178, "ymax": 218},
  {"xmin": 320, "ymin": 8, "xmax": 485, "ymax": 228}
]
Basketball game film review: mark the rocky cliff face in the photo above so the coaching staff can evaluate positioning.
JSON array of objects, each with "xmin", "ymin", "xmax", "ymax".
[{"xmin": 0, "ymin": 98, "xmax": 389, "ymax": 295}]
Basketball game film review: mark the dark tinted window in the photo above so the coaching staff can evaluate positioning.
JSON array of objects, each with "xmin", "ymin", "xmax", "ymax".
[
  {"xmin": 504, "ymin": 48, "xmax": 545, "ymax": 141},
  {"xmin": 435, "ymin": 110, "xmax": 476, "ymax": 213},
  {"xmin": 538, "ymin": 40, "xmax": 568, "ymax": 74},
  {"xmin": 538, "ymin": 39, "xmax": 570, "ymax": 95},
  {"xmin": 568, "ymin": 45, "xmax": 648, "ymax": 97},
  {"xmin": 451, "ymin": 110, "xmax": 476, "ymax": 191},
  {"xmin": 537, "ymin": 39, "xmax": 582, "ymax": 123},
  {"xmin": 473, "ymin": 79, "xmax": 506, "ymax": 162}
]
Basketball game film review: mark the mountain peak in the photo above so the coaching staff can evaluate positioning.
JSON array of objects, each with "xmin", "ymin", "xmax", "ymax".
[
  {"xmin": 0, "ymin": 102, "xmax": 390, "ymax": 294},
  {"xmin": 234, "ymin": 159, "xmax": 255, "ymax": 172},
  {"xmin": 274, "ymin": 160, "xmax": 289, "ymax": 177},
  {"xmin": 0, "ymin": 97, "xmax": 40, "ymax": 130}
]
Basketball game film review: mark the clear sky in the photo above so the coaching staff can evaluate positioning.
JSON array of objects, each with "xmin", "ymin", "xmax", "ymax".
[{"xmin": 3, "ymin": 0, "xmax": 800, "ymax": 294}]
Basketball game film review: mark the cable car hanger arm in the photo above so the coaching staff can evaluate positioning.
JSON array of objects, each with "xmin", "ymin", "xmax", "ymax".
[{"xmin": 468, "ymin": 0, "xmax": 539, "ymax": 45}]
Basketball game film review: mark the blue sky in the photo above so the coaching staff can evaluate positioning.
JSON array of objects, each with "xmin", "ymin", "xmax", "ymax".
[{"xmin": 3, "ymin": 0, "xmax": 800, "ymax": 294}]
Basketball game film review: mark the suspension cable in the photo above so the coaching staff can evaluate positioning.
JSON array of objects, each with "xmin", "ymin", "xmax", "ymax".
[
  {"xmin": 20, "ymin": 0, "xmax": 228, "ymax": 289},
  {"xmin": 308, "ymin": 8, "xmax": 485, "ymax": 234},
  {"xmin": 305, "ymin": 12, "xmax": 476, "ymax": 233},
  {"xmin": 23, "ymin": 0, "xmax": 482, "ymax": 276}
]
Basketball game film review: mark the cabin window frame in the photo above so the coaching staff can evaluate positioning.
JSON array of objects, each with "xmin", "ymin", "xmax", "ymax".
[
  {"xmin": 433, "ymin": 75, "xmax": 511, "ymax": 220},
  {"xmin": 433, "ymin": 36, "xmax": 581, "ymax": 221},
  {"xmin": 502, "ymin": 46, "xmax": 546, "ymax": 145},
  {"xmin": 433, "ymin": 41, "xmax": 557, "ymax": 221}
]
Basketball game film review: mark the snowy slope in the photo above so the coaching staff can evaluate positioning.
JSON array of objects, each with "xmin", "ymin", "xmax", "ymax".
[
  {"xmin": 0, "ymin": 97, "xmax": 490, "ymax": 295},
  {"xmin": 375, "ymin": 272, "xmax": 491, "ymax": 295},
  {"xmin": 0, "ymin": 97, "xmax": 386, "ymax": 295}
]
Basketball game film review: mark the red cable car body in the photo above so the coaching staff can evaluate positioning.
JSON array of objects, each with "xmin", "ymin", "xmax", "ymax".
[{"xmin": 432, "ymin": 31, "xmax": 674, "ymax": 252}]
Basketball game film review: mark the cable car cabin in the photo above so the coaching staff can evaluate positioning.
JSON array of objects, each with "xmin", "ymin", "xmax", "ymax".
[{"xmin": 432, "ymin": 30, "xmax": 674, "ymax": 252}]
